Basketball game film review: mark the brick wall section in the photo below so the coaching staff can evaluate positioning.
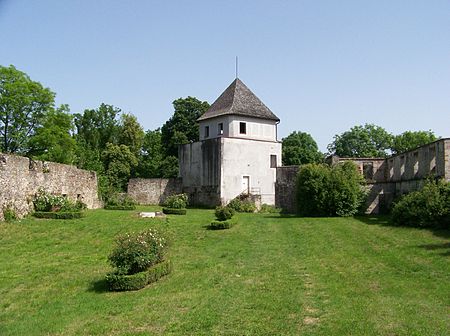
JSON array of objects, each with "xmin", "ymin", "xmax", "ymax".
[
  {"xmin": 275, "ymin": 166, "xmax": 299, "ymax": 213},
  {"xmin": 0, "ymin": 153, "xmax": 101, "ymax": 221},
  {"xmin": 127, "ymin": 178, "xmax": 182, "ymax": 205}
]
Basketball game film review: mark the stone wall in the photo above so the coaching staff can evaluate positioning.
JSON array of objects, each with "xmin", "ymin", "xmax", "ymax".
[
  {"xmin": 0, "ymin": 153, "xmax": 101, "ymax": 221},
  {"xmin": 275, "ymin": 166, "xmax": 299, "ymax": 213},
  {"xmin": 127, "ymin": 178, "xmax": 182, "ymax": 205}
]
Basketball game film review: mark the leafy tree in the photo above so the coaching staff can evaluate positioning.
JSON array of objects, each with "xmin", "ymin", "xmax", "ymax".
[
  {"xmin": 0, "ymin": 65, "xmax": 55, "ymax": 153},
  {"xmin": 118, "ymin": 113, "xmax": 144, "ymax": 156},
  {"xmin": 161, "ymin": 97, "xmax": 210, "ymax": 157},
  {"xmin": 136, "ymin": 129, "xmax": 164, "ymax": 178},
  {"xmin": 282, "ymin": 131, "xmax": 322, "ymax": 165},
  {"xmin": 74, "ymin": 103, "xmax": 120, "ymax": 152},
  {"xmin": 28, "ymin": 104, "xmax": 76, "ymax": 164},
  {"xmin": 327, "ymin": 124, "xmax": 393, "ymax": 158},
  {"xmin": 391, "ymin": 130, "xmax": 437, "ymax": 154},
  {"xmin": 160, "ymin": 156, "xmax": 179, "ymax": 178},
  {"xmin": 101, "ymin": 143, "xmax": 138, "ymax": 191}
]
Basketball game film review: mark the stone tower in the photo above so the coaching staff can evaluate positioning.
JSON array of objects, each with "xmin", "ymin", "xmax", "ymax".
[{"xmin": 179, "ymin": 78, "xmax": 281, "ymax": 207}]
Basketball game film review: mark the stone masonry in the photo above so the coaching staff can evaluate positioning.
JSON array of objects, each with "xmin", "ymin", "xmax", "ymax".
[
  {"xmin": 127, "ymin": 178, "xmax": 182, "ymax": 205},
  {"xmin": 0, "ymin": 153, "xmax": 101, "ymax": 221}
]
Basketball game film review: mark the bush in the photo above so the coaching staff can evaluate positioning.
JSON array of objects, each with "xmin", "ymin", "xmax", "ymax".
[
  {"xmin": 164, "ymin": 194, "xmax": 188, "ymax": 209},
  {"xmin": 105, "ymin": 194, "xmax": 137, "ymax": 208},
  {"xmin": 227, "ymin": 197, "xmax": 256, "ymax": 213},
  {"xmin": 215, "ymin": 206, "xmax": 235, "ymax": 221},
  {"xmin": 296, "ymin": 162, "xmax": 365, "ymax": 217},
  {"xmin": 33, "ymin": 211, "xmax": 85, "ymax": 219},
  {"xmin": 108, "ymin": 229, "xmax": 167, "ymax": 275},
  {"xmin": 391, "ymin": 179, "xmax": 450, "ymax": 229},
  {"xmin": 259, "ymin": 204, "xmax": 281, "ymax": 213},
  {"xmin": 209, "ymin": 220, "xmax": 234, "ymax": 230},
  {"xmin": 106, "ymin": 260, "xmax": 171, "ymax": 291},
  {"xmin": 162, "ymin": 208, "xmax": 187, "ymax": 215},
  {"xmin": 33, "ymin": 188, "xmax": 87, "ymax": 213},
  {"xmin": 2, "ymin": 204, "xmax": 17, "ymax": 222}
]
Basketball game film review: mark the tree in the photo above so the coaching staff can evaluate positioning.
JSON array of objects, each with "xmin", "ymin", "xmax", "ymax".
[
  {"xmin": 0, "ymin": 65, "xmax": 55, "ymax": 154},
  {"xmin": 391, "ymin": 130, "xmax": 437, "ymax": 154},
  {"xmin": 327, "ymin": 124, "xmax": 393, "ymax": 158},
  {"xmin": 73, "ymin": 103, "xmax": 120, "ymax": 152},
  {"xmin": 118, "ymin": 113, "xmax": 144, "ymax": 156},
  {"xmin": 28, "ymin": 104, "xmax": 76, "ymax": 164},
  {"xmin": 135, "ymin": 129, "xmax": 164, "ymax": 178},
  {"xmin": 101, "ymin": 143, "xmax": 138, "ymax": 191},
  {"xmin": 161, "ymin": 97, "xmax": 210, "ymax": 157},
  {"xmin": 282, "ymin": 131, "xmax": 322, "ymax": 165}
]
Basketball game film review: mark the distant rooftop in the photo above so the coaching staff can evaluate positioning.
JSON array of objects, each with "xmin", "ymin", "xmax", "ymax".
[{"xmin": 197, "ymin": 78, "xmax": 280, "ymax": 122}]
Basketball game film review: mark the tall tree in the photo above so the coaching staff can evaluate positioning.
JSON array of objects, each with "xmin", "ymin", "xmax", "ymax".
[
  {"xmin": 101, "ymin": 143, "xmax": 138, "ymax": 191},
  {"xmin": 28, "ymin": 104, "xmax": 76, "ymax": 164},
  {"xmin": 73, "ymin": 103, "xmax": 120, "ymax": 152},
  {"xmin": 327, "ymin": 124, "xmax": 393, "ymax": 158},
  {"xmin": 0, "ymin": 65, "xmax": 55, "ymax": 154},
  {"xmin": 282, "ymin": 131, "xmax": 322, "ymax": 165},
  {"xmin": 391, "ymin": 130, "xmax": 437, "ymax": 154},
  {"xmin": 135, "ymin": 129, "xmax": 164, "ymax": 178},
  {"xmin": 118, "ymin": 113, "xmax": 144, "ymax": 156},
  {"xmin": 161, "ymin": 97, "xmax": 210, "ymax": 157}
]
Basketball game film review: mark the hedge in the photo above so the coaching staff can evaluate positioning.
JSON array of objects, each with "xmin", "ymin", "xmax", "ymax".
[
  {"xmin": 104, "ymin": 205, "xmax": 136, "ymax": 210},
  {"xmin": 209, "ymin": 219, "xmax": 234, "ymax": 230},
  {"xmin": 162, "ymin": 207, "xmax": 187, "ymax": 215},
  {"xmin": 33, "ymin": 211, "xmax": 85, "ymax": 219},
  {"xmin": 106, "ymin": 260, "xmax": 172, "ymax": 291}
]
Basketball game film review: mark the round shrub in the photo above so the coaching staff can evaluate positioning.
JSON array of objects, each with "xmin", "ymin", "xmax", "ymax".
[
  {"xmin": 108, "ymin": 229, "xmax": 167, "ymax": 275},
  {"xmin": 227, "ymin": 198, "xmax": 256, "ymax": 213},
  {"xmin": 215, "ymin": 206, "xmax": 234, "ymax": 221},
  {"xmin": 164, "ymin": 193, "xmax": 188, "ymax": 209},
  {"xmin": 391, "ymin": 178, "xmax": 450, "ymax": 229},
  {"xmin": 209, "ymin": 220, "xmax": 234, "ymax": 230},
  {"xmin": 162, "ymin": 208, "xmax": 187, "ymax": 215}
]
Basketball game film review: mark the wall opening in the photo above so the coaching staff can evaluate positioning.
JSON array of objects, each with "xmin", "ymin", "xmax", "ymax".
[
  {"xmin": 363, "ymin": 162, "xmax": 374, "ymax": 180},
  {"xmin": 204, "ymin": 126, "xmax": 209, "ymax": 138},
  {"xmin": 240, "ymin": 122, "xmax": 246, "ymax": 134},
  {"xmin": 270, "ymin": 155, "xmax": 277, "ymax": 168},
  {"xmin": 218, "ymin": 123, "xmax": 223, "ymax": 135}
]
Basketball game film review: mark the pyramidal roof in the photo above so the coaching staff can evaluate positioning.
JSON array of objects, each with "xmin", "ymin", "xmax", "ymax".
[{"xmin": 197, "ymin": 78, "xmax": 280, "ymax": 122}]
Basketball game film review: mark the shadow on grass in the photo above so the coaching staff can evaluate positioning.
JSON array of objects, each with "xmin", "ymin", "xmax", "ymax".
[
  {"xmin": 88, "ymin": 278, "xmax": 109, "ymax": 293},
  {"xmin": 417, "ymin": 242, "xmax": 450, "ymax": 256}
]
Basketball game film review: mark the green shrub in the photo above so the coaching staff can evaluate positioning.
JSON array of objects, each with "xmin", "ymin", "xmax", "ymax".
[
  {"xmin": 164, "ymin": 194, "xmax": 188, "ymax": 209},
  {"xmin": 391, "ymin": 179, "xmax": 450, "ymax": 229},
  {"xmin": 106, "ymin": 260, "xmax": 171, "ymax": 291},
  {"xmin": 105, "ymin": 194, "xmax": 137, "ymax": 208},
  {"xmin": 3, "ymin": 205, "xmax": 17, "ymax": 222},
  {"xmin": 209, "ymin": 220, "xmax": 234, "ymax": 230},
  {"xmin": 259, "ymin": 204, "xmax": 281, "ymax": 213},
  {"xmin": 227, "ymin": 197, "xmax": 256, "ymax": 213},
  {"xmin": 296, "ymin": 162, "xmax": 365, "ymax": 217},
  {"xmin": 104, "ymin": 205, "xmax": 136, "ymax": 210},
  {"xmin": 33, "ymin": 188, "xmax": 87, "ymax": 213},
  {"xmin": 108, "ymin": 229, "xmax": 167, "ymax": 275},
  {"xmin": 215, "ymin": 206, "xmax": 234, "ymax": 221},
  {"xmin": 162, "ymin": 208, "xmax": 187, "ymax": 215},
  {"xmin": 33, "ymin": 211, "xmax": 85, "ymax": 219}
]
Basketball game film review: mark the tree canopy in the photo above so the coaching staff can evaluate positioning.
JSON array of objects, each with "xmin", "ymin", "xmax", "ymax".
[
  {"xmin": 0, "ymin": 65, "xmax": 55, "ymax": 154},
  {"xmin": 391, "ymin": 130, "xmax": 437, "ymax": 154},
  {"xmin": 282, "ymin": 131, "xmax": 322, "ymax": 165},
  {"xmin": 161, "ymin": 97, "xmax": 210, "ymax": 157},
  {"xmin": 327, "ymin": 124, "xmax": 393, "ymax": 158}
]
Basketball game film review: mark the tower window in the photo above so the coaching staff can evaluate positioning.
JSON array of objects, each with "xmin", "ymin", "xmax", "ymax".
[
  {"xmin": 218, "ymin": 123, "xmax": 223, "ymax": 135},
  {"xmin": 240, "ymin": 122, "xmax": 246, "ymax": 134},
  {"xmin": 204, "ymin": 126, "xmax": 209, "ymax": 138},
  {"xmin": 270, "ymin": 155, "xmax": 277, "ymax": 168}
]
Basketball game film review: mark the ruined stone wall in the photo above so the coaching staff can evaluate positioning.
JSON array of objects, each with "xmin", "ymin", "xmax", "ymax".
[
  {"xmin": 275, "ymin": 166, "xmax": 299, "ymax": 213},
  {"xmin": 0, "ymin": 153, "xmax": 101, "ymax": 221},
  {"xmin": 127, "ymin": 178, "xmax": 182, "ymax": 205}
]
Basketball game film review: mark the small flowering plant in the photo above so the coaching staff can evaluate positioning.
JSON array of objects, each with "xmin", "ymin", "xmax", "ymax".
[
  {"xmin": 108, "ymin": 229, "xmax": 167, "ymax": 275},
  {"xmin": 164, "ymin": 193, "xmax": 188, "ymax": 209}
]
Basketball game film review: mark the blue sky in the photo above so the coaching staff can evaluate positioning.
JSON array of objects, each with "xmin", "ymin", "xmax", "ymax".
[{"xmin": 1, "ymin": 0, "xmax": 449, "ymax": 151}]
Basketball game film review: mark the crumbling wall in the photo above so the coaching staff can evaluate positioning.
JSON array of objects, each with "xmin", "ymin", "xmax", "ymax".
[
  {"xmin": 0, "ymin": 153, "xmax": 101, "ymax": 221},
  {"xmin": 275, "ymin": 166, "xmax": 299, "ymax": 213},
  {"xmin": 127, "ymin": 178, "xmax": 182, "ymax": 205}
]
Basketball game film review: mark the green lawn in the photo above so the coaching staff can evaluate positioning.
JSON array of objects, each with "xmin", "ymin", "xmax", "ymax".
[{"xmin": 0, "ymin": 208, "xmax": 449, "ymax": 335}]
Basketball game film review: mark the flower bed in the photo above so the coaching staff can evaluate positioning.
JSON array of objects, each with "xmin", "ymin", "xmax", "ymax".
[
  {"xmin": 162, "ymin": 207, "xmax": 187, "ymax": 215},
  {"xmin": 209, "ymin": 219, "xmax": 234, "ymax": 230}
]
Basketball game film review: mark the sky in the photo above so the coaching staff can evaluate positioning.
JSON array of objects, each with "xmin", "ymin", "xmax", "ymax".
[{"xmin": 0, "ymin": 0, "xmax": 449, "ymax": 151}]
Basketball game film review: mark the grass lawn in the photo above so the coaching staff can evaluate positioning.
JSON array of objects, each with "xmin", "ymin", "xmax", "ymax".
[{"xmin": 0, "ymin": 208, "xmax": 449, "ymax": 335}]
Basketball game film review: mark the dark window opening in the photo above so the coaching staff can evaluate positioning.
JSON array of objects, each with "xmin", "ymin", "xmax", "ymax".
[
  {"xmin": 363, "ymin": 162, "xmax": 374, "ymax": 180},
  {"xmin": 204, "ymin": 126, "xmax": 209, "ymax": 138},
  {"xmin": 270, "ymin": 155, "xmax": 277, "ymax": 168},
  {"xmin": 240, "ymin": 122, "xmax": 246, "ymax": 134},
  {"xmin": 218, "ymin": 123, "xmax": 223, "ymax": 135}
]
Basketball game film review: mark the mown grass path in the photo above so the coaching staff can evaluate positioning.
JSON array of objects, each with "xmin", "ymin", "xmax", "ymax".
[{"xmin": 0, "ymin": 208, "xmax": 448, "ymax": 335}]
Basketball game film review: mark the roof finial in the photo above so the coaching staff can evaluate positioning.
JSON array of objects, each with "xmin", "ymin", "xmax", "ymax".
[{"xmin": 235, "ymin": 56, "xmax": 238, "ymax": 79}]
